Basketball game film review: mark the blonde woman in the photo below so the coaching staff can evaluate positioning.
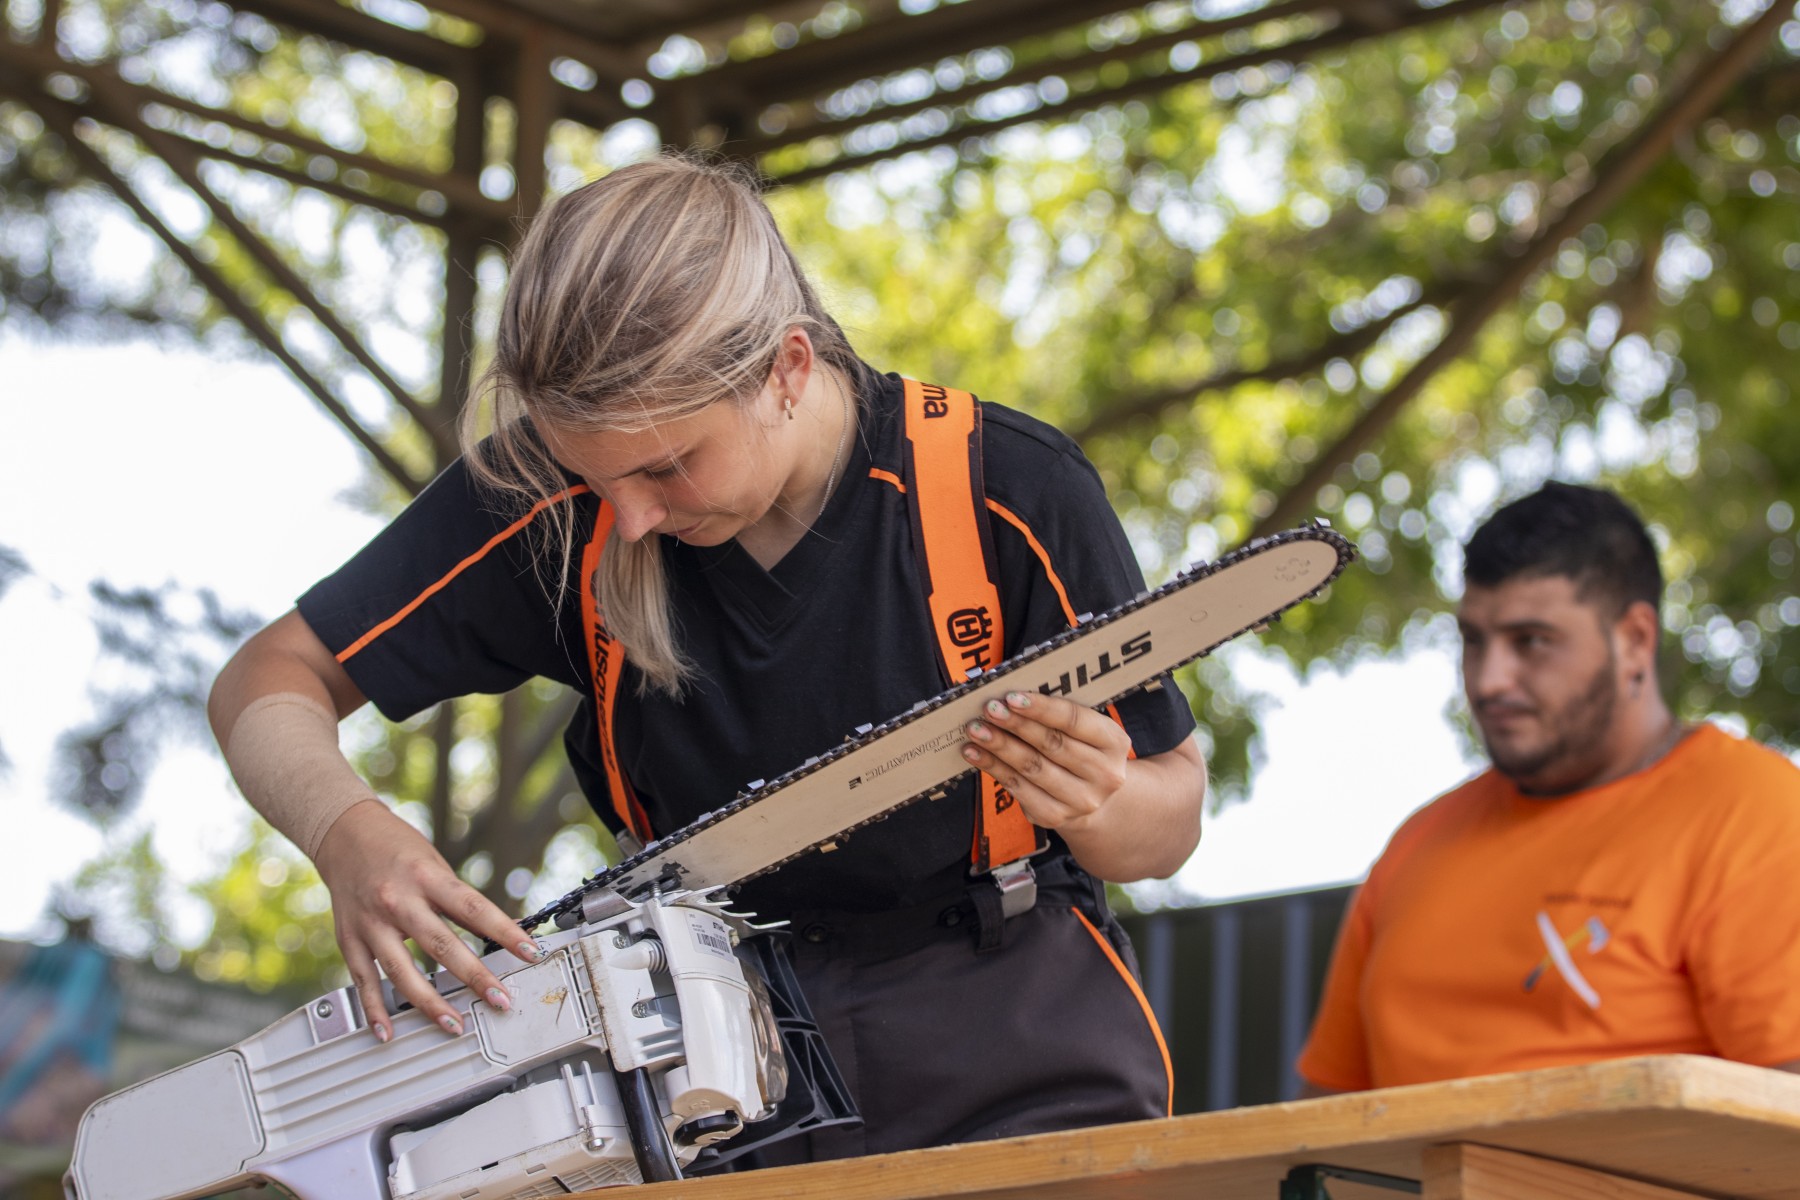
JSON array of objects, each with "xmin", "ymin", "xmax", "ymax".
[{"xmin": 209, "ymin": 155, "xmax": 1207, "ymax": 1162}]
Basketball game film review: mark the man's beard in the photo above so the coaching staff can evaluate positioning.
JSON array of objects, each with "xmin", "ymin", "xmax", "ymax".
[{"xmin": 1482, "ymin": 653, "xmax": 1618, "ymax": 793}]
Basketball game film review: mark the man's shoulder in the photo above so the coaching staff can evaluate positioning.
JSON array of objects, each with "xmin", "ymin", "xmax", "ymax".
[
  {"xmin": 1366, "ymin": 770, "xmax": 1507, "ymax": 870},
  {"xmin": 1409, "ymin": 768, "xmax": 1509, "ymax": 822},
  {"xmin": 1685, "ymin": 721, "xmax": 1800, "ymax": 775},
  {"xmin": 1673, "ymin": 723, "xmax": 1800, "ymax": 818}
]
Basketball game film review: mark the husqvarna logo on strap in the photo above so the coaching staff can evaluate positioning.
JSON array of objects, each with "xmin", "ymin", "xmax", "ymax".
[
  {"xmin": 592, "ymin": 632, "xmax": 619, "ymax": 770},
  {"xmin": 920, "ymin": 382, "xmax": 951, "ymax": 418},
  {"xmin": 947, "ymin": 606, "xmax": 992, "ymax": 647},
  {"xmin": 947, "ymin": 606, "xmax": 995, "ymax": 671}
]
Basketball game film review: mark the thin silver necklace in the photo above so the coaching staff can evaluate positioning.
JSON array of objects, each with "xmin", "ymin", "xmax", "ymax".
[{"xmin": 814, "ymin": 370, "xmax": 853, "ymax": 525}]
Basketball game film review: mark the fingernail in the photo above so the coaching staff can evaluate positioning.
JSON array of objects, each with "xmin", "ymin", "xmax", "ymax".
[
  {"xmin": 486, "ymin": 987, "xmax": 512, "ymax": 1012},
  {"xmin": 967, "ymin": 721, "xmax": 991, "ymax": 741},
  {"xmin": 963, "ymin": 746, "xmax": 982, "ymax": 763},
  {"xmin": 1007, "ymin": 691, "xmax": 1031, "ymax": 707},
  {"xmin": 373, "ymin": 1023, "xmax": 391, "ymax": 1044},
  {"xmin": 439, "ymin": 1014, "xmax": 464, "ymax": 1036},
  {"xmin": 517, "ymin": 941, "xmax": 544, "ymax": 962},
  {"xmin": 986, "ymin": 699, "xmax": 1008, "ymax": 718}
]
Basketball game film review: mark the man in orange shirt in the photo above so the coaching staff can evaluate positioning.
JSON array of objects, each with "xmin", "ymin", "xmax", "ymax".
[{"xmin": 1298, "ymin": 483, "xmax": 1800, "ymax": 1093}]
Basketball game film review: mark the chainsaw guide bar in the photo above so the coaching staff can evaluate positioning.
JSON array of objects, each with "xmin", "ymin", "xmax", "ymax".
[{"xmin": 522, "ymin": 523, "xmax": 1356, "ymax": 930}]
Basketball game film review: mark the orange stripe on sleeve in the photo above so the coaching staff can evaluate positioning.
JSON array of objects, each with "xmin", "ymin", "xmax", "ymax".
[
  {"xmin": 985, "ymin": 499, "xmax": 1076, "ymax": 626},
  {"xmin": 1073, "ymin": 908, "xmax": 1174, "ymax": 1117},
  {"xmin": 868, "ymin": 466, "xmax": 904, "ymax": 491},
  {"xmin": 336, "ymin": 484, "xmax": 591, "ymax": 664},
  {"xmin": 986, "ymin": 498, "xmax": 1135, "ymax": 749}
]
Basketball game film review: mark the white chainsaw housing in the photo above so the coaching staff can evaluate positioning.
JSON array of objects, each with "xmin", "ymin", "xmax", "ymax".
[{"xmin": 63, "ymin": 892, "xmax": 780, "ymax": 1200}]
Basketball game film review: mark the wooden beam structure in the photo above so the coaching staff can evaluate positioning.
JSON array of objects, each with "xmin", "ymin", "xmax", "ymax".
[
  {"xmin": 3, "ymin": 0, "xmax": 1783, "ymax": 919},
  {"xmin": 0, "ymin": 0, "xmax": 1517, "ymax": 496}
]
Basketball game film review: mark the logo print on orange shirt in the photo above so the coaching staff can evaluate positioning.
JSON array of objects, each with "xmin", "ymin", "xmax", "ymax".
[{"xmin": 1523, "ymin": 913, "xmax": 1610, "ymax": 1009}]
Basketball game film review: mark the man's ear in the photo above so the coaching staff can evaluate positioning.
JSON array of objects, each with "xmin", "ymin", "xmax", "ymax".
[{"xmin": 1614, "ymin": 599, "xmax": 1661, "ymax": 685}]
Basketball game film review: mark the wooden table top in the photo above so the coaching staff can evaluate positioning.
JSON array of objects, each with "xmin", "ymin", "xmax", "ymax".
[{"xmin": 601, "ymin": 1055, "xmax": 1800, "ymax": 1200}]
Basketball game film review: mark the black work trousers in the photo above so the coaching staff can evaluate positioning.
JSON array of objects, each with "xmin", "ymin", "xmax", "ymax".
[{"xmin": 742, "ymin": 863, "xmax": 1171, "ymax": 1164}]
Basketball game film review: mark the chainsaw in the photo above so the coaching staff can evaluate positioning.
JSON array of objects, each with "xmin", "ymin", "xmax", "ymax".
[{"xmin": 62, "ymin": 523, "xmax": 1353, "ymax": 1200}]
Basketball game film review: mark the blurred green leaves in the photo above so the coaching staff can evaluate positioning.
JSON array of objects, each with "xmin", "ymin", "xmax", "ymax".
[
  {"xmin": 769, "ymin": 0, "xmax": 1800, "ymax": 790},
  {"xmin": 7, "ymin": 0, "xmax": 1798, "ymax": 976}
]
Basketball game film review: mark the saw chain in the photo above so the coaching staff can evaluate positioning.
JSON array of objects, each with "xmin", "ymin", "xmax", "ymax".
[{"xmin": 519, "ymin": 522, "xmax": 1355, "ymax": 932}]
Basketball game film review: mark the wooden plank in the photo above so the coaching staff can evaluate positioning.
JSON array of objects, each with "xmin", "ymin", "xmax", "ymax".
[
  {"xmin": 1422, "ymin": 1144, "xmax": 1704, "ymax": 1200},
  {"xmin": 572, "ymin": 1056, "xmax": 1800, "ymax": 1200}
]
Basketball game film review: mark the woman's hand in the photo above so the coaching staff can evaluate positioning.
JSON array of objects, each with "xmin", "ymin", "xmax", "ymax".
[
  {"xmin": 312, "ymin": 799, "xmax": 544, "ymax": 1042},
  {"xmin": 962, "ymin": 691, "xmax": 1206, "ymax": 881},
  {"xmin": 962, "ymin": 691, "xmax": 1131, "ymax": 833}
]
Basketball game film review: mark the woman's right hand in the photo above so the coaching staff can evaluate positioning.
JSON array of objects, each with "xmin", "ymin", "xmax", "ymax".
[
  {"xmin": 212, "ymin": 610, "xmax": 543, "ymax": 1041},
  {"xmin": 312, "ymin": 798, "xmax": 544, "ymax": 1042}
]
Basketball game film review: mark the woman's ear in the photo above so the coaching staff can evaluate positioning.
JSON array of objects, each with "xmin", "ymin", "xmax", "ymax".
[{"xmin": 769, "ymin": 327, "xmax": 816, "ymax": 402}]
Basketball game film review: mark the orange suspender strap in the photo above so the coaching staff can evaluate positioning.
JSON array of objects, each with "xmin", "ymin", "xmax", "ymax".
[
  {"xmin": 580, "ymin": 501, "xmax": 654, "ymax": 850},
  {"xmin": 900, "ymin": 378, "xmax": 1041, "ymax": 874}
]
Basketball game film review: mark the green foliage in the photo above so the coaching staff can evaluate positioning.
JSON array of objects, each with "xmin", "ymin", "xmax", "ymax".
[
  {"xmin": 53, "ymin": 582, "xmax": 259, "ymax": 822},
  {"xmin": 59, "ymin": 830, "xmax": 173, "ymax": 957},
  {"xmin": 768, "ymin": 0, "xmax": 1800, "ymax": 789},
  {"xmin": 10, "ymin": 0, "xmax": 1799, "ymax": 979},
  {"xmin": 184, "ymin": 822, "xmax": 339, "ymax": 996}
]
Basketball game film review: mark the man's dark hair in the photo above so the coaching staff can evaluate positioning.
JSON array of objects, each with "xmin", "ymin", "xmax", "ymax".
[{"xmin": 1463, "ymin": 482, "xmax": 1662, "ymax": 617}]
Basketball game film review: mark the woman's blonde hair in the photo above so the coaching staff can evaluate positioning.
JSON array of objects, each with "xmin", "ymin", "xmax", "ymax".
[{"xmin": 462, "ymin": 154, "xmax": 858, "ymax": 697}]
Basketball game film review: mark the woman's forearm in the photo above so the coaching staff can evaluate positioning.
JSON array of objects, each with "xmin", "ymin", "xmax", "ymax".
[{"xmin": 1057, "ymin": 736, "xmax": 1207, "ymax": 882}]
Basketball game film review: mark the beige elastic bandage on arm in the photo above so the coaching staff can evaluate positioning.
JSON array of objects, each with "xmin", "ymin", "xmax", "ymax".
[{"xmin": 224, "ymin": 691, "xmax": 377, "ymax": 861}]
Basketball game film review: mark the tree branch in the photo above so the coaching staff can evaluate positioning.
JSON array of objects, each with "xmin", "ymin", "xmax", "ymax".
[
  {"xmin": 1072, "ymin": 282, "xmax": 1459, "ymax": 442},
  {"xmin": 1252, "ymin": 0, "xmax": 1793, "ymax": 538},
  {"xmin": 463, "ymin": 692, "xmax": 583, "ymax": 909},
  {"xmin": 81, "ymin": 73, "xmax": 460, "ymax": 471},
  {"xmin": 15, "ymin": 90, "xmax": 428, "ymax": 494},
  {"xmin": 429, "ymin": 702, "xmax": 458, "ymax": 858}
]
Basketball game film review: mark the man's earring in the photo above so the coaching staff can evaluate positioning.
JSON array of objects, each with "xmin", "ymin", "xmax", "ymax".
[{"xmin": 783, "ymin": 394, "xmax": 795, "ymax": 420}]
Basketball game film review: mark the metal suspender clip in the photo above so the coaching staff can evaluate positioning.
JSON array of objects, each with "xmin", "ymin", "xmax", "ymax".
[
  {"xmin": 989, "ymin": 858, "xmax": 1038, "ymax": 921},
  {"xmin": 967, "ymin": 851, "xmax": 1048, "ymax": 953}
]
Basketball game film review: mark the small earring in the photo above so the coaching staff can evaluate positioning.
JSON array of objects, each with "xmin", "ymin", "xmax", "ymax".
[
  {"xmin": 1631, "ymin": 673, "xmax": 1644, "ymax": 698},
  {"xmin": 783, "ymin": 395, "xmax": 795, "ymax": 421}
]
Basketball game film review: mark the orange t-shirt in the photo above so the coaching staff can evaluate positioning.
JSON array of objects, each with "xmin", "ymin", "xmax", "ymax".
[{"xmin": 1298, "ymin": 724, "xmax": 1800, "ymax": 1091}]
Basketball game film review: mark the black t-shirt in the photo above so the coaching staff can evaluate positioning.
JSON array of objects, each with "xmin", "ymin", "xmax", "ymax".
[{"xmin": 299, "ymin": 370, "xmax": 1195, "ymax": 915}]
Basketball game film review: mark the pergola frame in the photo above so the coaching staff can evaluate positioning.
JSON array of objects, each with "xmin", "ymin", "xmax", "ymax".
[
  {"xmin": 0, "ymin": 0, "xmax": 1785, "ymax": 897},
  {"xmin": 0, "ymin": 0, "xmax": 1536, "ymax": 496}
]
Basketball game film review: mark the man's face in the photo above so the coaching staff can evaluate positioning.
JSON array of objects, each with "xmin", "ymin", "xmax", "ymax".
[{"xmin": 1457, "ymin": 573, "xmax": 1626, "ymax": 795}]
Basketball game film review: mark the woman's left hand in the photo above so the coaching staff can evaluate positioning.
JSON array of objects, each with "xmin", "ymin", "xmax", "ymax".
[
  {"xmin": 961, "ymin": 690, "xmax": 1207, "ymax": 881},
  {"xmin": 961, "ymin": 691, "xmax": 1132, "ymax": 833}
]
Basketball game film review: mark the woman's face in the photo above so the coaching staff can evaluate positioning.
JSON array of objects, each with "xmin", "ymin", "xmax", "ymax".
[{"xmin": 541, "ymin": 387, "xmax": 792, "ymax": 546}]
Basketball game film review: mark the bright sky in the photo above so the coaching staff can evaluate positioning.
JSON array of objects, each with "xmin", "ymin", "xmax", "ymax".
[{"xmin": 0, "ymin": 334, "xmax": 1481, "ymax": 945}]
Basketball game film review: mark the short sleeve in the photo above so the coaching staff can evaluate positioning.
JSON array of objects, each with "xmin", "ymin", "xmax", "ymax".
[
  {"xmin": 979, "ymin": 404, "xmax": 1196, "ymax": 759},
  {"xmin": 297, "ymin": 459, "xmax": 592, "ymax": 720},
  {"xmin": 1684, "ymin": 756, "xmax": 1800, "ymax": 1066},
  {"xmin": 1296, "ymin": 883, "xmax": 1375, "ymax": 1092}
]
